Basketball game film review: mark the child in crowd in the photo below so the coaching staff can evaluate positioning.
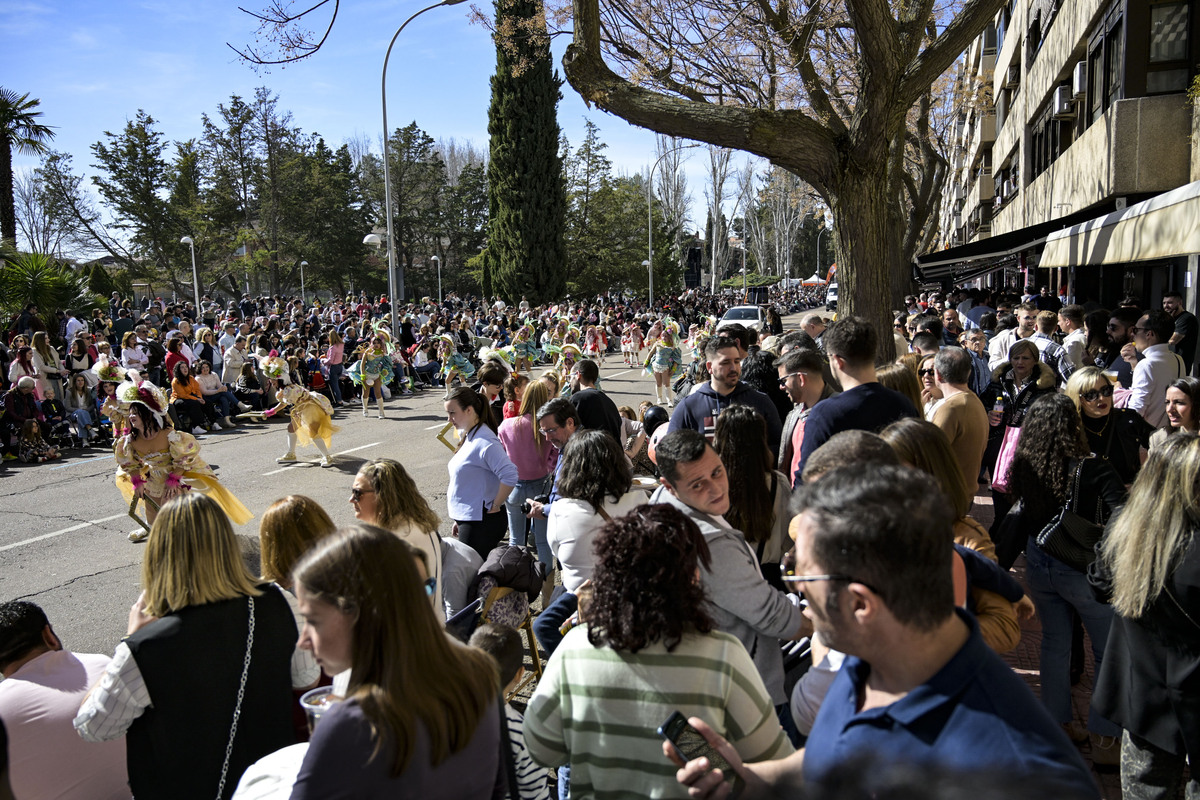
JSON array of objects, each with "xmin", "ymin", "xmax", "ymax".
[
  {"xmin": 19, "ymin": 419, "xmax": 59, "ymax": 463},
  {"xmin": 468, "ymin": 624, "xmax": 551, "ymax": 800},
  {"xmin": 39, "ymin": 387, "xmax": 71, "ymax": 441}
]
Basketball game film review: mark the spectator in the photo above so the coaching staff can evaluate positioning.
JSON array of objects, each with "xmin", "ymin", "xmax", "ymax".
[
  {"xmin": 930, "ymin": 346, "xmax": 989, "ymax": 493},
  {"xmin": 796, "ymin": 316, "xmax": 918, "ymax": 484},
  {"xmin": 444, "ymin": 387, "xmax": 519, "ymax": 558},
  {"xmin": 234, "ymin": 361, "xmax": 265, "ymax": 411},
  {"xmin": 170, "ymin": 361, "xmax": 219, "ymax": 434},
  {"xmin": 1126, "ymin": 309, "xmax": 1187, "ymax": 428},
  {"xmin": 567, "ymin": 359, "xmax": 622, "ymax": 442},
  {"xmin": 713, "ymin": 405, "xmax": 791, "ymax": 591},
  {"xmin": 1094, "ymin": 433, "xmax": 1200, "ymax": 799},
  {"xmin": 501, "ymin": 372, "xmax": 529, "ymax": 420},
  {"xmin": 668, "ymin": 335, "xmax": 783, "ymax": 460},
  {"xmin": 526, "ymin": 504, "xmax": 793, "ymax": 797},
  {"xmin": 650, "ymin": 430, "xmax": 807, "ymax": 729},
  {"xmin": 1064, "ymin": 367, "xmax": 1155, "ymax": 485},
  {"xmin": 498, "ymin": 380, "xmax": 557, "ymax": 593},
  {"xmin": 289, "ymin": 524, "xmax": 503, "ymax": 797},
  {"xmin": 1009, "ymin": 394, "xmax": 1126, "ymax": 763},
  {"xmin": 536, "ymin": 430, "xmax": 642, "ymax": 655},
  {"xmin": 30, "ymin": 331, "xmax": 64, "ymax": 401},
  {"xmin": 0, "ymin": 601, "xmax": 128, "ymax": 800},
  {"xmin": 468, "ymin": 624, "xmax": 551, "ymax": 800},
  {"xmin": 64, "ymin": 372, "xmax": 99, "ymax": 444},
  {"xmin": 988, "ymin": 303, "xmax": 1038, "ymax": 370},
  {"xmin": 1058, "ymin": 304, "xmax": 1087, "ymax": 371},
  {"xmin": 75, "ymin": 493, "xmax": 319, "ymax": 800},
  {"xmin": 801, "ymin": 313, "xmax": 827, "ymax": 351},
  {"xmin": 350, "ymin": 458, "xmax": 447, "ymax": 620},
  {"xmin": 672, "ymin": 464, "xmax": 1097, "ymax": 800},
  {"xmin": 1162, "ymin": 290, "xmax": 1198, "ymax": 368},
  {"xmin": 1150, "ymin": 376, "xmax": 1200, "ymax": 453},
  {"xmin": 320, "ymin": 329, "xmax": 345, "ymax": 406},
  {"xmin": 194, "ymin": 361, "xmax": 238, "ymax": 427},
  {"xmin": 1032, "ymin": 310, "xmax": 1071, "ymax": 384},
  {"xmin": 776, "ymin": 347, "xmax": 836, "ymax": 488}
]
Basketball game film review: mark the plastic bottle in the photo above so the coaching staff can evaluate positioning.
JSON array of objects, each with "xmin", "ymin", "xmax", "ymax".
[{"xmin": 992, "ymin": 395, "xmax": 1005, "ymax": 423}]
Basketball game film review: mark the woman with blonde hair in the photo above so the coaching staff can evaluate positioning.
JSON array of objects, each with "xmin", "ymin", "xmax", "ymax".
[
  {"xmin": 350, "ymin": 458, "xmax": 445, "ymax": 617},
  {"xmin": 289, "ymin": 524, "xmax": 502, "ymax": 797},
  {"xmin": 876, "ymin": 362, "xmax": 923, "ymax": 414},
  {"xmin": 1064, "ymin": 366, "xmax": 1154, "ymax": 484},
  {"xmin": 76, "ymin": 493, "xmax": 318, "ymax": 800},
  {"xmin": 259, "ymin": 495, "xmax": 336, "ymax": 589},
  {"xmin": 1094, "ymin": 433, "xmax": 1200, "ymax": 798}
]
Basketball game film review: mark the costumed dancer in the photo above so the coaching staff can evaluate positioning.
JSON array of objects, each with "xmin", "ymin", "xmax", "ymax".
[
  {"xmin": 686, "ymin": 324, "xmax": 704, "ymax": 362},
  {"xmin": 512, "ymin": 321, "xmax": 539, "ymax": 373},
  {"xmin": 113, "ymin": 379, "xmax": 252, "ymax": 542},
  {"xmin": 268, "ymin": 377, "xmax": 341, "ymax": 468},
  {"xmin": 629, "ymin": 321, "xmax": 645, "ymax": 364},
  {"xmin": 644, "ymin": 325, "xmax": 683, "ymax": 407},
  {"xmin": 620, "ymin": 326, "xmax": 635, "ymax": 366},
  {"xmin": 91, "ymin": 355, "xmax": 128, "ymax": 442},
  {"xmin": 260, "ymin": 352, "xmax": 289, "ymax": 403},
  {"xmin": 348, "ymin": 334, "xmax": 394, "ymax": 418},
  {"xmin": 436, "ymin": 334, "xmax": 475, "ymax": 388},
  {"xmin": 583, "ymin": 325, "xmax": 606, "ymax": 366},
  {"xmin": 556, "ymin": 344, "xmax": 583, "ymax": 397}
]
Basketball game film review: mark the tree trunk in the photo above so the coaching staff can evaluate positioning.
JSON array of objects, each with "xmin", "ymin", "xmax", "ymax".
[
  {"xmin": 831, "ymin": 165, "xmax": 901, "ymax": 362},
  {"xmin": 1, "ymin": 136, "xmax": 15, "ymax": 247}
]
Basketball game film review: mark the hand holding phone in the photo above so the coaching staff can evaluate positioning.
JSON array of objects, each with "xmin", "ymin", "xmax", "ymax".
[{"xmin": 659, "ymin": 711, "xmax": 733, "ymax": 774}]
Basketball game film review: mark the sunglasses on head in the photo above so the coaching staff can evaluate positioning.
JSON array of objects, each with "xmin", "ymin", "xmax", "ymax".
[{"xmin": 1080, "ymin": 385, "xmax": 1115, "ymax": 402}]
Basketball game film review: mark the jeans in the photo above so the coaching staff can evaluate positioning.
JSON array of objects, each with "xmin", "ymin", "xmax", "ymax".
[
  {"xmin": 204, "ymin": 391, "xmax": 236, "ymax": 418},
  {"xmin": 506, "ymin": 475, "xmax": 553, "ymax": 566},
  {"xmin": 413, "ymin": 361, "xmax": 440, "ymax": 386},
  {"xmin": 327, "ymin": 364, "xmax": 344, "ymax": 403},
  {"xmin": 1025, "ymin": 538, "xmax": 1120, "ymax": 736},
  {"xmin": 533, "ymin": 589, "xmax": 577, "ymax": 657},
  {"xmin": 68, "ymin": 408, "xmax": 93, "ymax": 440}
]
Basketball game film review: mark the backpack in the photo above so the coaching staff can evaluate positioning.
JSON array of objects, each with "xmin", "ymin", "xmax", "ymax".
[{"xmin": 145, "ymin": 340, "xmax": 166, "ymax": 368}]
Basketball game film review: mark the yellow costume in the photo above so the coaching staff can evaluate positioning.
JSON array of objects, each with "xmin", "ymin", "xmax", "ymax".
[
  {"xmin": 114, "ymin": 429, "xmax": 253, "ymax": 526},
  {"xmin": 279, "ymin": 384, "xmax": 339, "ymax": 448}
]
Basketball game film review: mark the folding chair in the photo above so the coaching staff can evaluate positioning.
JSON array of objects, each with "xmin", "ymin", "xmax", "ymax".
[{"xmin": 479, "ymin": 579, "xmax": 543, "ymax": 700}]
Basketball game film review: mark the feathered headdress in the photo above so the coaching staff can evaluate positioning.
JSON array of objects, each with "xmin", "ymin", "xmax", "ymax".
[
  {"xmin": 90, "ymin": 354, "xmax": 127, "ymax": 385},
  {"xmin": 117, "ymin": 380, "xmax": 170, "ymax": 427},
  {"xmin": 478, "ymin": 345, "xmax": 515, "ymax": 368}
]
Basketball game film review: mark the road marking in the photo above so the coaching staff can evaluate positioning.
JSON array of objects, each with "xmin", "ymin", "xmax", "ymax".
[
  {"xmin": 605, "ymin": 370, "xmax": 631, "ymax": 379},
  {"xmin": 1, "ymin": 513, "xmax": 128, "ymax": 552},
  {"xmin": 424, "ymin": 423, "xmax": 445, "ymax": 430},
  {"xmin": 260, "ymin": 441, "xmax": 382, "ymax": 476},
  {"xmin": 49, "ymin": 454, "xmax": 115, "ymax": 471}
]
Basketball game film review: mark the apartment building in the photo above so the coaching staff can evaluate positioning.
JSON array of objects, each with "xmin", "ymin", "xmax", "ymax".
[{"xmin": 919, "ymin": 0, "xmax": 1199, "ymax": 308}]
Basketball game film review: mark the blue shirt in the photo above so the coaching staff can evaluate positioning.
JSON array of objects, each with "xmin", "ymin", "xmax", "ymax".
[
  {"xmin": 804, "ymin": 610, "xmax": 1097, "ymax": 799},
  {"xmin": 446, "ymin": 426, "xmax": 519, "ymax": 521}
]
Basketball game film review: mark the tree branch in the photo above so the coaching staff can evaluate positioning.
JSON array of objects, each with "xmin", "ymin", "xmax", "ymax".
[{"xmin": 901, "ymin": 0, "xmax": 1005, "ymax": 104}]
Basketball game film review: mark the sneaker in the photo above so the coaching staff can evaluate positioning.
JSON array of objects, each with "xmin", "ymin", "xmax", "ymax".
[
  {"xmin": 2, "ymin": 453, "xmax": 16, "ymax": 461},
  {"xmin": 237, "ymin": 402, "xmax": 252, "ymax": 412},
  {"xmin": 192, "ymin": 427, "xmax": 207, "ymax": 435},
  {"xmin": 128, "ymin": 529, "xmax": 149, "ymax": 543},
  {"xmin": 320, "ymin": 457, "xmax": 335, "ymax": 468},
  {"xmin": 276, "ymin": 452, "xmax": 298, "ymax": 463}
]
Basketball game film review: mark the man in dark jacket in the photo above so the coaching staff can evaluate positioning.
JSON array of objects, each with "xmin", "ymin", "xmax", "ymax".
[
  {"xmin": 667, "ymin": 335, "xmax": 783, "ymax": 460},
  {"xmin": 567, "ymin": 359, "xmax": 622, "ymax": 443}
]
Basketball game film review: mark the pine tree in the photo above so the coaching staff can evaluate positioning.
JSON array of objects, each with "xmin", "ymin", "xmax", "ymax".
[{"xmin": 484, "ymin": 0, "xmax": 566, "ymax": 305}]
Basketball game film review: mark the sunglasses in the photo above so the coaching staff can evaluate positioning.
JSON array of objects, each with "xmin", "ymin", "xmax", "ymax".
[
  {"xmin": 1080, "ymin": 385, "xmax": 1115, "ymax": 403},
  {"xmin": 778, "ymin": 372, "xmax": 805, "ymax": 386},
  {"xmin": 782, "ymin": 572, "xmax": 880, "ymax": 594},
  {"xmin": 350, "ymin": 487, "xmax": 375, "ymax": 502},
  {"xmin": 918, "ymin": 368, "xmax": 935, "ymax": 377}
]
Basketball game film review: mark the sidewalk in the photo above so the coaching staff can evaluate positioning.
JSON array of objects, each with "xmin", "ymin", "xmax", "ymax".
[{"xmin": 972, "ymin": 492, "xmax": 1123, "ymax": 799}]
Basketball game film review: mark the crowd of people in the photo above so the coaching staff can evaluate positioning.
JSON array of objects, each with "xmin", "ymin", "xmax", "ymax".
[{"xmin": 1, "ymin": 281, "xmax": 1199, "ymax": 800}]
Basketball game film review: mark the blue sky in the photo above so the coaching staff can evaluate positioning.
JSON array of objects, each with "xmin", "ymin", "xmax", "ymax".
[{"xmin": 2, "ymin": 0, "xmax": 715, "ymax": 232}]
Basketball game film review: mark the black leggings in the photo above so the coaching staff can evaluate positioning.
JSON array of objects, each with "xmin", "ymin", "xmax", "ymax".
[
  {"xmin": 173, "ymin": 398, "xmax": 217, "ymax": 429},
  {"xmin": 454, "ymin": 512, "xmax": 509, "ymax": 560}
]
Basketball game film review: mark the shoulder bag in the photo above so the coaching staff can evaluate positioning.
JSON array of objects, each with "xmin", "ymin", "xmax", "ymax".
[
  {"xmin": 1035, "ymin": 458, "xmax": 1105, "ymax": 573},
  {"xmin": 213, "ymin": 595, "xmax": 255, "ymax": 800}
]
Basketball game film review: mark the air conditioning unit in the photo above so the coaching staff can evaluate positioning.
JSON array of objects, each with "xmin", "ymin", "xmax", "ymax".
[
  {"xmin": 1005, "ymin": 64, "xmax": 1020, "ymax": 88},
  {"xmin": 1072, "ymin": 61, "xmax": 1087, "ymax": 97},
  {"xmin": 1052, "ymin": 85, "xmax": 1075, "ymax": 118}
]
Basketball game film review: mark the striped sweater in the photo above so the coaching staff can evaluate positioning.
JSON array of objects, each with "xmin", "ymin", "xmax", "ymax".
[{"xmin": 523, "ymin": 626, "xmax": 793, "ymax": 799}]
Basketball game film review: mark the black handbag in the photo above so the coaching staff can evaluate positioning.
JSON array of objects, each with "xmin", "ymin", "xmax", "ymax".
[{"xmin": 1035, "ymin": 458, "xmax": 1105, "ymax": 572}]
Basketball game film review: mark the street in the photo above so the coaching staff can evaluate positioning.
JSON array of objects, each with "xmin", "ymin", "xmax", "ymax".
[{"xmin": 0, "ymin": 357, "xmax": 684, "ymax": 656}]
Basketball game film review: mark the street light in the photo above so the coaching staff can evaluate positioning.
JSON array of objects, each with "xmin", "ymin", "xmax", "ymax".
[
  {"xmin": 645, "ymin": 142, "xmax": 698, "ymax": 308},
  {"xmin": 375, "ymin": 0, "xmax": 468, "ymax": 336},
  {"xmin": 816, "ymin": 225, "xmax": 828, "ymax": 280},
  {"xmin": 180, "ymin": 236, "xmax": 200, "ymax": 313},
  {"xmin": 430, "ymin": 255, "xmax": 442, "ymax": 304},
  {"xmin": 299, "ymin": 260, "xmax": 308, "ymax": 306}
]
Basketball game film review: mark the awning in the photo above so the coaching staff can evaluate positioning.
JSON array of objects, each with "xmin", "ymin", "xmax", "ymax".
[
  {"xmin": 915, "ymin": 205, "xmax": 1106, "ymax": 281},
  {"xmin": 1039, "ymin": 180, "xmax": 1200, "ymax": 268}
]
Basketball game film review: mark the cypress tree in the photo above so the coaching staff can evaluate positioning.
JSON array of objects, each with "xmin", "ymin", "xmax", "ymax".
[{"xmin": 484, "ymin": 0, "xmax": 566, "ymax": 305}]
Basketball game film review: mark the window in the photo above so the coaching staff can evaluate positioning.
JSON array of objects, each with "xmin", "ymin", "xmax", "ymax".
[
  {"xmin": 1105, "ymin": 23, "xmax": 1124, "ymax": 107},
  {"xmin": 1147, "ymin": 2, "xmax": 1192, "ymax": 93},
  {"xmin": 1088, "ymin": 45, "xmax": 1105, "ymax": 122}
]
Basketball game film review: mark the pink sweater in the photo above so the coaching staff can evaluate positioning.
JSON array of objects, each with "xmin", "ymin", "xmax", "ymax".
[{"xmin": 497, "ymin": 414, "xmax": 557, "ymax": 481}]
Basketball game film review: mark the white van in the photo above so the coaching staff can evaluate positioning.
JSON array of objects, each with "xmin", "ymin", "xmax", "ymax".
[{"xmin": 825, "ymin": 282, "xmax": 838, "ymax": 311}]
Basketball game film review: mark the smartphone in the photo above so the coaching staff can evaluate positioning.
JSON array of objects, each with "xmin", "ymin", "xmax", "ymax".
[{"xmin": 658, "ymin": 711, "xmax": 733, "ymax": 773}]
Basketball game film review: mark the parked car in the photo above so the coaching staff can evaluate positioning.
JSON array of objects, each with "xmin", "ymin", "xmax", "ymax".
[
  {"xmin": 718, "ymin": 305, "xmax": 767, "ymax": 332},
  {"xmin": 825, "ymin": 281, "xmax": 838, "ymax": 311}
]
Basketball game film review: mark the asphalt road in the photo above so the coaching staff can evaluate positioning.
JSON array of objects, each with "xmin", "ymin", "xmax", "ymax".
[{"xmin": 0, "ymin": 356, "xmax": 693, "ymax": 656}]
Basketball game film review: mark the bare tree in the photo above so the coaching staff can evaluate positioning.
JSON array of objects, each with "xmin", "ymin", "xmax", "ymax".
[
  {"xmin": 653, "ymin": 134, "xmax": 692, "ymax": 274},
  {"xmin": 705, "ymin": 144, "xmax": 732, "ymax": 289}
]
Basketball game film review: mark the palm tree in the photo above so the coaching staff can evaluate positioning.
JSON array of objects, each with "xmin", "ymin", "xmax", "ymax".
[{"xmin": 0, "ymin": 88, "xmax": 56, "ymax": 246}]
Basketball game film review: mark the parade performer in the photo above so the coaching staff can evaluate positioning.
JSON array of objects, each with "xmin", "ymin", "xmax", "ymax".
[
  {"xmin": 260, "ymin": 352, "xmax": 289, "ymax": 401},
  {"xmin": 621, "ymin": 326, "xmax": 636, "ymax": 366},
  {"xmin": 436, "ymin": 334, "xmax": 475, "ymax": 388},
  {"xmin": 512, "ymin": 320, "xmax": 539, "ymax": 373},
  {"xmin": 113, "ymin": 379, "xmax": 252, "ymax": 542},
  {"xmin": 644, "ymin": 326, "xmax": 683, "ymax": 407},
  {"xmin": 347, "ymin": 334, "xmax": 394, "ymax": 418},
  {"xmin": 555, "ymin": 344, "xmax": 583, "ymax": 397},
  {"xmin": 91, "ymin": 355, "xmax": 129, "ymax": 440},
  {"xmin": 267, "ymin": 378, "xmax": 340, "ymax": 467},
  {"xmin": 583, "ymin": 324, "xmax": 606, "ymax": 365}
]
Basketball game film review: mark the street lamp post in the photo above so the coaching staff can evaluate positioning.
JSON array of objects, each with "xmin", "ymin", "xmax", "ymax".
[
  {"xmin": 645, "ymin": 142, "xmax": 698, "ymax": 308},
  {"xmin": 376, "ymin": 0, "xmax": 467, "ymax": 336},
  {"xmin": 816, "ymin": 226, "xmax": 828, "ymax": 280},
  {"xmin": 180, "ymin": 236, "xmax": 200, "ymax": 313},
  {"xmin": 299, "ymin": 260, "xmax": 308, "ymax": 306},
  {"xmin": 431, "ymin": 255, "xmax": 441, "ymax": 304}
]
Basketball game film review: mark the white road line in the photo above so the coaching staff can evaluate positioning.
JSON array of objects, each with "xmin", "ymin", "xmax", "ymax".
[
  {"xmin": 605, "ymin": 370, "xmax": 631, "ymax": 379},
  {"xmin": 260, "ymin": 441, "xmax": 383, "ymax": 476},
  {"xmin": 424, "ymin": 423, "xmax": 445, "ymax": 430},
  {"xmin": 1, "ymin": 513, "xmax": 128, "ymax": 552},
  {"xmin": 49, "ymin": 454, "xmax": 115, "ymax": 471}
]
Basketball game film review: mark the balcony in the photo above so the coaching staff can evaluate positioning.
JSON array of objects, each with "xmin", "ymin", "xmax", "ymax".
[{"xmin": 993, "ymin": 95, "xmax": 1192, "ymax": 235}]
